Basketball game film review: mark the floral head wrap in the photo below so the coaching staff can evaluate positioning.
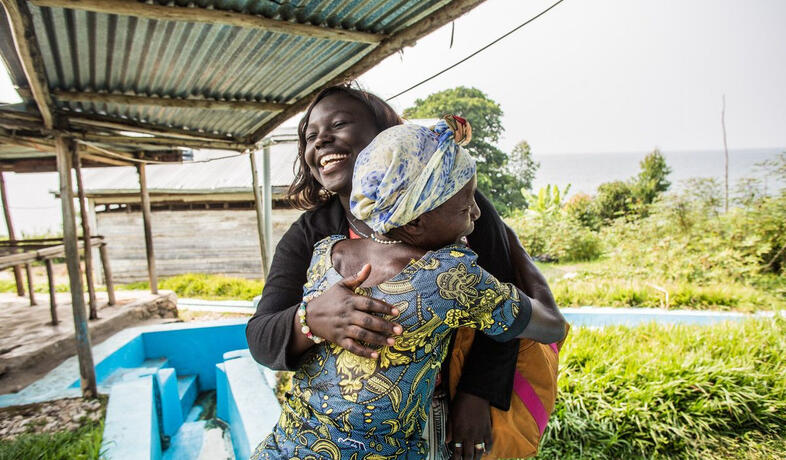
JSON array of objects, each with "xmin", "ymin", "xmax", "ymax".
[{"xmin": 350, "ymin": 115, "xmax": 476, "ymax": 234}]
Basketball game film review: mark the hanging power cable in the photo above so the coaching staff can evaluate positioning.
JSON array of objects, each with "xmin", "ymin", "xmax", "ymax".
[{"xmin": 386, "ymin": 0, "xmax": 568, "ymax": 101}]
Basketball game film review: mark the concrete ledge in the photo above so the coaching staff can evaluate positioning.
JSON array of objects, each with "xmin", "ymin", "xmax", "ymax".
[
  {"xmin": 217, "ymin": 353, "xmax": 280, "ymax": 460},
  {"xmin": 0, "ymin": 291, "xmax": 178, "ymax": 394},
  {"xmin": 101, "ymin": 375, "xmax": 162, "ymax": 460}
]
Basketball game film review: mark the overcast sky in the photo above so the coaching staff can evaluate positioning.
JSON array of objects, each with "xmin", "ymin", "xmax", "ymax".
[
  {"xmin": 1, "ymin": 0, "xmax": 785, "ymax": 156},
  {"xmin": 355, "ymin": 0, "xmax": 786, "ymax": 154}
]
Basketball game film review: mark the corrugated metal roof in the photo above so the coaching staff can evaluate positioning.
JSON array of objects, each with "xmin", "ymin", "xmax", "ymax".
[
  {"xmin": 2, "ymin": 0, "xmax": 460, "ymax": 144},
  {"xmin": 80, "ymin": 126, "xmax": 298, "ymax": 196}
]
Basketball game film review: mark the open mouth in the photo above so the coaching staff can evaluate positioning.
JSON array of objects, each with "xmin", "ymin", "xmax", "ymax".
[{"xmin": 319, "ymin": 153, "xmax": 351, "ymax": 172}]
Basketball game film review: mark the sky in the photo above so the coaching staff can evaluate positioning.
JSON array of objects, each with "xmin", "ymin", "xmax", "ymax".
[
  {"xmin": 351, "ymin": 0, "xmax": 786, "ymax": 155},
  {"xmin": 2, "ymin": 0, "xmax": 785, "ymax": 155}
]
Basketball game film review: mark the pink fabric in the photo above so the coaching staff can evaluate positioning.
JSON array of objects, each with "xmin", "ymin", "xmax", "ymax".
[{"xmin": 513, "ymin": 372, "xmax": 549, "ymax": 435}]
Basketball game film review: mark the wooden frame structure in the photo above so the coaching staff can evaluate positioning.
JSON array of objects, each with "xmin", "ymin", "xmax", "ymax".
[{"xmin": 0, "ymin": 0, "xmax": 487, "ymax": 397}]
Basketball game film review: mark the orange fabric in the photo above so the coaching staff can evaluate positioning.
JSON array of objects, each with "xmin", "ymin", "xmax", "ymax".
[{"xmin": 448, "ymin": 325, "xmax": 569, "ymax": 459}]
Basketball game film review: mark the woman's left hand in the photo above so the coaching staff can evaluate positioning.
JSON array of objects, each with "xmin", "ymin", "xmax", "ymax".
[{"xmin": 447, "ymin": 391, "xmax": 492, "ymax": 460}]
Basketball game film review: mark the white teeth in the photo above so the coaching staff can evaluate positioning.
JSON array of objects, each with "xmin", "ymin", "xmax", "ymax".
[{"xmin": 319, "ymin": 153, "xmax": 349, "ymax": 167}]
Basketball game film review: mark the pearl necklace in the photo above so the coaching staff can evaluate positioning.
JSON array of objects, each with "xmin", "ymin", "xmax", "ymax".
[
  {"xmin": 346, "ymin": 215, "xmax": 369, "ymax": 238},
  {"xmin": 370, "ymin": 233, "xmax": 402, "ymax": 245}
]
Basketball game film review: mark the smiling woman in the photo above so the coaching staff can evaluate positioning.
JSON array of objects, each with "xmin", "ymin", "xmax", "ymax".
[{"xmin": 246, "ymin": 84, "xmax": 562, "ymax": 460}]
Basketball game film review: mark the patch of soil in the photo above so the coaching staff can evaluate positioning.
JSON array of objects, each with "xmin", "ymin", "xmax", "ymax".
[{"xmin": 0, "ymin": 396, "xmax": 106, "ymax": 441}]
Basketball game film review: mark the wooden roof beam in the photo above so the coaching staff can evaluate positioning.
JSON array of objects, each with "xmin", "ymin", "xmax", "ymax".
[
  {"xmin": 53, "ymin": 91, "xmax": 290, "ymax": 112},
  {"xmin": 78, "ymin": 133, "xmax": 251, "ymax": 151},
  {"xmin": 30, "ymin": 0, "xmax": 385, "ymax": 44},
  {"xmin": 0, "ymin": 0, "xmax": 55, "ymax": 128},
  {"xmin": 247, "ymin": 0, "xmax": 488, "ymax": 143},
  {"xmin": 66, "ymin": 112, "xmax": 236, "ymax": 142}
]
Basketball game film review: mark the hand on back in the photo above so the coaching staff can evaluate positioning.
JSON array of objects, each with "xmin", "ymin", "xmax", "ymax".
[{"xmin": 305, "ymin": 264, "xmax": 402, "ymax": 359}]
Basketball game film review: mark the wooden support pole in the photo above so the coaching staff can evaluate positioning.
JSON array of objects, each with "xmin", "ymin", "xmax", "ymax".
[
  {"xmin": 136, "ymin": 163, "xmax": 158, "ymax": 294},
  {"xmin": 0, "ymin": 171, "xmax": 25, "ymax": 296},
  {"xmin": 249, "ymin": 150, "xmax": 269, "ymax": 279},
  {"xmin": 30, "ymin": 0, "xmax": 385, "ymax": 44},
  {"xmin": 98, "ymin": 242, "xmax": 116, "ymax": 306},
  {"xmin": 24, "ymin": 262, "xmax": 35, "ymax": 306},
  {"xmin": 55, "ymin": 133, "xmax": 97, "ymax": 398},
  {"xmin": 262, "ymin": 144, "xmax": 273, "ymax": 266},
  {"xmin": 73, "ymin": 152, "xmax": 97, "ymax": 319},
  {"xmin": 53, "ymin": 91, "xmax": 290, "ymax": 112},
  {"xmin": 45, "ymin": 258, "xmax": 58, "ymax": 325}
]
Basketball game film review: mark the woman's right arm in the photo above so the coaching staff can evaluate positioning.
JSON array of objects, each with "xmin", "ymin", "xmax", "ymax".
[{"xmin": 246, "ymin": 219, "xmax": 400, "ymax": 370}]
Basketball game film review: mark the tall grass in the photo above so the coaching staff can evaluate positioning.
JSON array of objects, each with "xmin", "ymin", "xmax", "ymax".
[
  {"xmin": 120, "ymin": 273, "xmax": 264, "ymax": 301},
  {"xmin": 538, "ymin": 317, "xmax": 786, "ymax": 459},
  {"xmin": 0, "ymin": 420, "xmax": 103, "ymax": 460},
  {"xmin": 550, "ymin": 277, "xmax": 785, "ymax": 311}
]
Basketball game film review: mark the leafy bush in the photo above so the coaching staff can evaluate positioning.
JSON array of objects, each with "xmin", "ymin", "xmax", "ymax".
[
  {"xmin": 120, "ymin": 273, "xmax": 264, "ymax": 301},
  {"xmin": 507, "ymin": 210, "xmax": 603, "ymax": 262},
  {"xmin": 564, "ymin": 193, "xmax": 600, "ymax": 230},
  {"xmin": 593, "ymin": 180, "xmax": 636, "ymax": 221},
  {"xmin": 538, "ymin": 318, "xmax": 786, "ymax": 459}
]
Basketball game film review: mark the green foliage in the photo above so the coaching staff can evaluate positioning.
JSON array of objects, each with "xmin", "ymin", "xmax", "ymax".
[
  {"xmin": 564, "ymin": 193, "xmax": 601, "ymax": 230},
  {"xmin": 633, "ymin": 148, "xmax": 672, "ymax": 205},
  {"xmin": 507, "ymin": 140, "xmax": 539, "ymax": 194},
  {"xmin": 0, "ymin": 420, "xmax": 104, "ymax": 460},
  {"xmin": 537, "ymin": 318, "xmax": 786, "ymax": 459},
  {"xmin": 507, "ymin": 209, "xmax": 602, "ymax": 263},
  {"xmin": 120, "ymin": 273, "xmax": 264, "ymax": 301},
  {"xmin": 524, "ymin": 184, "xmax": 571, "ymax": 215},
  {"xmin": 403, "ymin": 86, "xmax": 527, "ymax": 215},
  {"xmin": 593, "ymin": 180, "xmax": 636, "ymax": 221}
]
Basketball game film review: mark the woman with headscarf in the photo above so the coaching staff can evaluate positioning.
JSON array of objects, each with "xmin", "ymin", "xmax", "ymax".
[{"xmin": 251, "ymin": 118, "xmax": 566, "ymax": 459}]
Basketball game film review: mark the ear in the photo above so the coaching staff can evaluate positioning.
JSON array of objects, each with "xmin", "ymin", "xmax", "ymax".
[{"xmin": 398, "ymin": 217, "xmax": 424, "ymax": 238}]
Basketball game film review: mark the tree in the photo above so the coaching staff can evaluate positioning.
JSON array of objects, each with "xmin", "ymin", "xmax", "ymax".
[
  {"xmin": 634, "ymin": 149, "xmax": 672, "ymax": 205},
  {"xmin": 508, "ymin": 140, "xmax": 539, "ymax": 193},
  {"xmin": 403, "ymin": 87, "xmax": 527, "ymax": 214}
]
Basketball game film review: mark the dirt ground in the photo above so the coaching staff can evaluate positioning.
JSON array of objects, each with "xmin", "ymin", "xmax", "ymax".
[{"xmin": 0, "ymin": 396, "xmax": 105, "ymax": 440}]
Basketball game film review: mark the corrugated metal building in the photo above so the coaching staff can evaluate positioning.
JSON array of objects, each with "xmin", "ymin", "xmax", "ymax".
[{"xmin": 80, "ymin": 127, "xmax": 301, "ymax": 282}]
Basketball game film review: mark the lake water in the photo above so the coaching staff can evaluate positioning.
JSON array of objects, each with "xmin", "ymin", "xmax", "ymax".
[
  {"xmin": 2, "ymin": 147, "xmax": 784, "ymax": 235},
  {"xmin": 532, "ymin": 147, "xmax": 784, "ymax": 196}
]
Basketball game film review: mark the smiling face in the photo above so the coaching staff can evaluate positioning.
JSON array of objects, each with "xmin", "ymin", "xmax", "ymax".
[
  {"xmin": 415, "ymin": 176, "xmax": 481, "ymax": 249},
  {"xmin": 303, "ymin": 93, "xmax": 380, "ymax": 197}
]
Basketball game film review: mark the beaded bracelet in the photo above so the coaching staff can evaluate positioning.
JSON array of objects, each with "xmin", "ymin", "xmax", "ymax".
[{"xmin": 297, "ymin": 300, "xmax": 324, "ymax": 344}]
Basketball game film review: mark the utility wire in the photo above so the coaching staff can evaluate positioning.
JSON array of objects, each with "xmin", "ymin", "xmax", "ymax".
[{"xmin": 386, "ymin": 0, "xmax": 567, "ymax": 101}]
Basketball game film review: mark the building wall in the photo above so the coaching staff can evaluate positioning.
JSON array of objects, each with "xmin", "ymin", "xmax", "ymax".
[{"xmin": 96, "ymin": 208, "xmax": 303, "ymax": 283}]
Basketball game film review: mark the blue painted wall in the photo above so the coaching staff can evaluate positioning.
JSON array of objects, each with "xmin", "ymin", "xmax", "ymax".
[{"xmin": 141, "ymin": 323, "xmax": 248, "ymax": 391}]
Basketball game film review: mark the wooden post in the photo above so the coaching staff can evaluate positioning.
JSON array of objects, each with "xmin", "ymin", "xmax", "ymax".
[
  {"xmin": 98, "ymin": 242, "xmax": 116, "ymax": 305},
  {"xmin": 249, "ymin": 150, "xmax": 269, "ymax": 279},
  {"xmin": 55, "ymin": 134, "xmax": 97, "ymax": 398},
  {"xmin": 136, "ymin": 163, "xmax": 157, "ymax": 294},
  {"xmin": 45, "ymin": 258, "xmax": 58, "ymax": 325},
  {"xmin": 24, "ymin": 262, "xmax": 35, "ymax": 305},
  {"xmin": 0, "ymin": 171, "xmax": 25, "ymax": 296},
  {"xmin": 73, "ymin": 151, "xmax": 98, "ymax": 319},
  {"xmin": 262, "ymin": 144, "xmax": 273, "ymax": 265}
]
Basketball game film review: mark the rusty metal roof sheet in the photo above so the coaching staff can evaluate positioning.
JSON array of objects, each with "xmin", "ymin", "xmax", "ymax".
[{"xmin": 0, "ymin": 0, "xmax": 484, "ymax": 154}]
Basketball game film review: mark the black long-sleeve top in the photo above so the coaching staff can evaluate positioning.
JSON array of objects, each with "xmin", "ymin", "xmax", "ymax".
[{"xmin": 245, "ymin": 191, "xmax": 519, "ymax": 409}]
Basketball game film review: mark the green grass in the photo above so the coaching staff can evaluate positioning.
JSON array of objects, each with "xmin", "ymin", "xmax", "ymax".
[
  {"xmin": 0, "ymin": 279, "xmax": 71, "ymax": 294},
  {"xmin": 0, "ymin": 420, "xmax": 103, "ymax": 460},
  {"xmin": 119, "ymin": 273, "xmax": 264, "ymax": 301},
  {"xmin": 539, "ymin": 260, "xmax": 786, "ymax": 311},
  {"xmin": 537, "ymin": 317, "xmax": 786, "ymax": 459}
]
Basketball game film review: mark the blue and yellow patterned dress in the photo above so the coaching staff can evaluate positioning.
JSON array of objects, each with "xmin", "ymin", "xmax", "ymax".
[{"xmin": 253, "ymin": 235, "xmax": 531, "ymax": 460}]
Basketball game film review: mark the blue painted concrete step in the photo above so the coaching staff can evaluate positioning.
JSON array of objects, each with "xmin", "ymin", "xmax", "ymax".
[
  {"xmin": 177, "ymin": 375, "xmax": 198, "ymax": 417},
  {"xmin": 162, "ymin": 420, "xmax": 235, "ymax": 460},
  {"xmin": 86, "ymin": 357, "xmax": 171, "ymax": 389}
]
